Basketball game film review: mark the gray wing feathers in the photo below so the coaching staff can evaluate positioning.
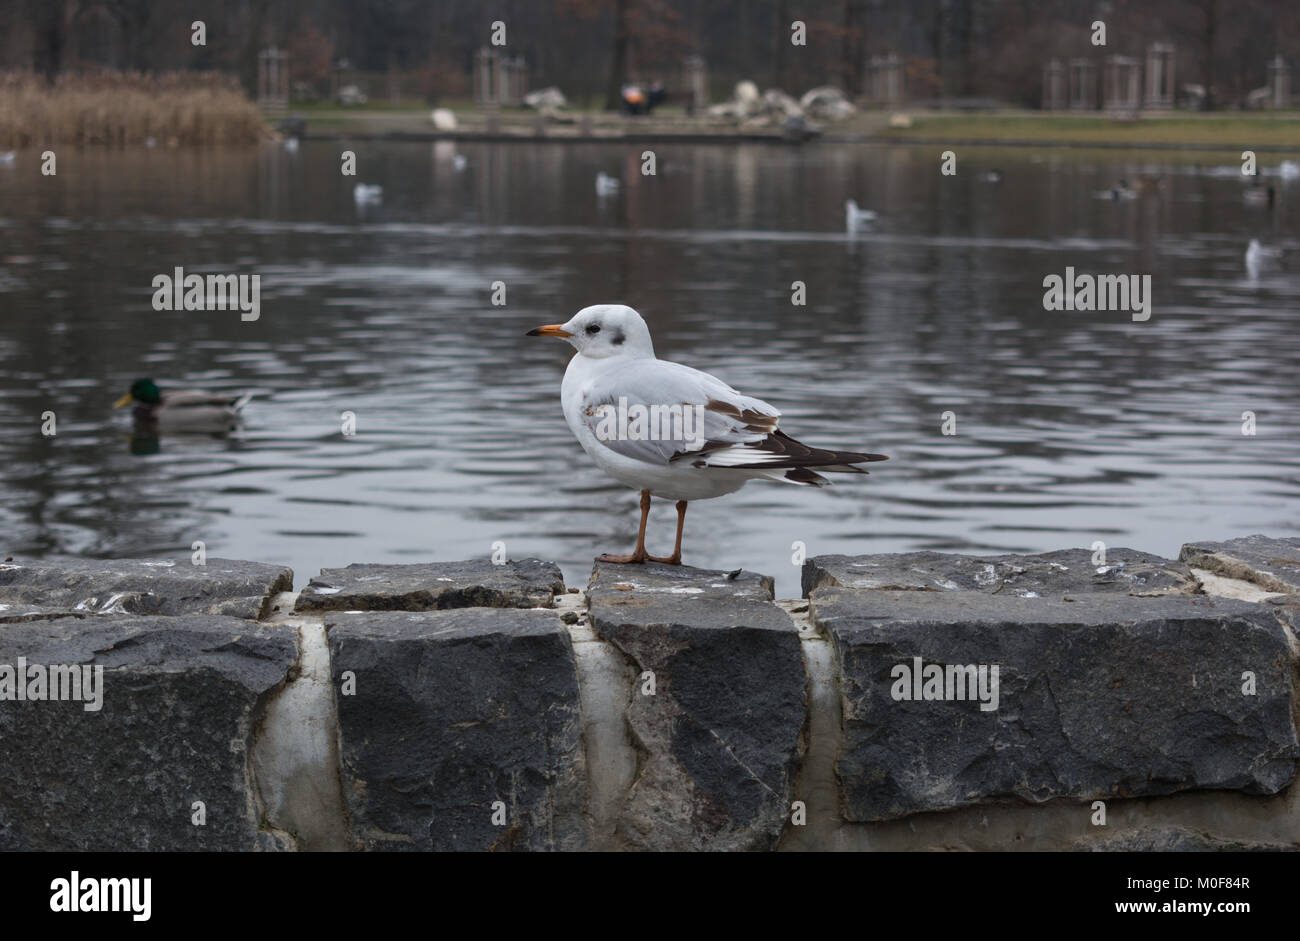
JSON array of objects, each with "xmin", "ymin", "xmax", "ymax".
[{"xmin": 580, "ymin": 359, "xmax": 780, "ymax": 466}]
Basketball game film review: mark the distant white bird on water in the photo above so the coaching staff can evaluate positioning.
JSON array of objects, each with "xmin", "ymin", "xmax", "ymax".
[
  {"xmin": 1243, "ymin": 183, "xmax": 1275, "ymax": 208},
  {"xmin": 845, "ymin": 199, "xmax": 877, "ymax": 233},
  {"xmin": 1245, "ymin": 238, "xmax": 1281, "ymax": 280},
  {"xmin": 1278, "ymin": 160, "xmax": 1299, "ymax": 181},
  {"xmin": 527, "ymin": 304, "xmax": 888, "ymax": 565},
  {"xmin": 282, "ymin": 136, "xmax": 299, "ymax": 153},
  {"xmin": 452, "ymin": 153, "xmax": 468, "ymax": 172},
  {"xmin": 353, "ymin": 183, "xmax": 383, "ymax": 205},
  {"xmin": 596, "ymin": 172, "xmax": 621, "ymax": 197},
  {"xmin": 0, "ymin": 152, "xmax": 14, "ymax": 165}
]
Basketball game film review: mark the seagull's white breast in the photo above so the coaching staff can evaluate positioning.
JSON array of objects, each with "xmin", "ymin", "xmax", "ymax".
[{"xmin": 559, "ymin": 352, "xmax": 751, "ymax": 501}]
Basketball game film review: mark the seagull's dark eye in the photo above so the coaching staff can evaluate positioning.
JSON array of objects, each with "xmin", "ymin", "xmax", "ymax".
[{"xmin": 586, "ymin": 323, "xmax": 601, "ymax": 335}]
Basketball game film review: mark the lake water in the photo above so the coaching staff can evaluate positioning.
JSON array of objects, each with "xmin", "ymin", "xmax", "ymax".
[{"xmin": 1, "ymin": 140, "xmax": 1297, "ymax": 597}]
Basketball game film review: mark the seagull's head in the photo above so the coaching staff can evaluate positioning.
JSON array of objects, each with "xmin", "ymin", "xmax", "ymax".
[{"xmin": 527, "ymin": 304, "xmax": 654, "ymax": 360}]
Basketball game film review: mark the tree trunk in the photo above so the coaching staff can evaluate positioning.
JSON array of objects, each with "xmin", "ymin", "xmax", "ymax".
[
  {"xmin": 604, "ymin": 0, "xmax": 630, "ymax": 111},
  {"xmin": 32, "ymin": 0, "xmax": 66, "ymax": 83},
  {"xmin": 841, "ymin": 0, "xmax": 858, "ymax": 94},
  {"xmin": 1201, "ymin": 0, "xmax": 1217, "ymax": 110},
  {"xmin": 774, "ymin": 0, "xmax": 788, "ymax": 91}
]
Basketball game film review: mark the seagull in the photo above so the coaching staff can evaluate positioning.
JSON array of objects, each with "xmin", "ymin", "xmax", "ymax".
[
  {"xmin": 1278, "ymin": 160, "xmax": 1299, "ymax": 181},
  {"xmin": 983, "ymin": 169, "xmax": 1003, "ymax": 184},
  {"xmin": 452, "ymin": 154, "xmax": 468, "ymax": 172},
  {"xmin": 844, "ymin": 199, "xmax": 877, "ymax": 233},
  {"xmin": 1245, "ymin": 238, "xmax": 1281, "ymax": 280},
  {"xmin": 0, "ymin": 152, "xmax": 14, "ymax": 165},
  {"xmin": 353, "ymin": 183, "xmax": 383, "ymax": 204},
  {"xmin": 282, "ymin": 136, "xmax": 299, "ymax": 153},
  {"xmin": 1243, "ymin": 183, "xmax": 1275, "ymax": 208},
  {"xmin": 1097, "ymin": 179, "xmax": 1138, "ymax": 201},
  {"xmin": 527, "ymin": 304, "xmax": 888, "ymax": 564},
  {"xmin": 595, "ymin": 172, "xmax": 621, "ymax": 197}
]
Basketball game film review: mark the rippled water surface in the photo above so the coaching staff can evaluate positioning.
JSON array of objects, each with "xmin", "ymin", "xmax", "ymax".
[{"xmin": 1, "ymin": 141, "xmax": 1297, "ymax": 596}]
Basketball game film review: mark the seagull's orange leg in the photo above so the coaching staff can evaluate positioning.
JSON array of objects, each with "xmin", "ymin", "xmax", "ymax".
[
  {"xmin": 646, "ymin": 500, "xmax": 687, "ymax": 565},
  {"xmin": 597, "ymin": 490, "xmax": 652, "ymax": 564}
]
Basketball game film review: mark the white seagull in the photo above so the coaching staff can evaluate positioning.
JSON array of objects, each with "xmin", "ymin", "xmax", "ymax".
[
  {"xmin": 353, "ymin": 183, "xmax": 383, "ymax": 205},
  {"xmin": 844, "ymin": 199, "xmax": 877, "ymax": 233},
  {"xmin": 527, "ymin": 304, "xmax": 888, "ymax": 564},
  {"xmin": 595, "ymin": 172, "xmax": 621, "ymax": 197},
  {"xmin": 1245, "ymin": 238, "xmax": 1281, "ymax": 280}
]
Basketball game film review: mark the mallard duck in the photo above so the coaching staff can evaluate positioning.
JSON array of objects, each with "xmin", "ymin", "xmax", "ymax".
[{"xmin": 113, "ymin": 378, "xmax": 252, "ymax": 431}]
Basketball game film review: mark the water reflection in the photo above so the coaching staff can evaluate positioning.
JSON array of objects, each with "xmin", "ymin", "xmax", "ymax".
[{"xmin": 0, "ymin": 141, "xmax": 1296, "ymax": 596}]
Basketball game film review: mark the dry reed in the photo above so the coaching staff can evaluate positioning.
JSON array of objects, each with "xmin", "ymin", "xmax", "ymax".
[{"xmin": 0, "ymin": 70, "xmax": 273, "ymax": 148}]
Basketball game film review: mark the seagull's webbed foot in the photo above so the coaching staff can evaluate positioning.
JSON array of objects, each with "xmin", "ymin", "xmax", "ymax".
[
  {"xmin": 596, "ymin": 551, "xmax": 646, "ymax": 564},
  {"xmin": 644, "ymin": 553, "xmax": 681, "ymax": 566}
]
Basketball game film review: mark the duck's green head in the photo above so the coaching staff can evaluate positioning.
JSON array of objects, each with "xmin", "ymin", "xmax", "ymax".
[{"xmin": 115, "ymin": 378, "xmax": 161, "ymax": 408}]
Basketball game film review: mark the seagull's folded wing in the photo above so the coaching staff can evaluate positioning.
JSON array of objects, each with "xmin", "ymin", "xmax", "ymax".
[{"xmin": 581, "ymin": 359, "xmax": 779, "ymax": 466}]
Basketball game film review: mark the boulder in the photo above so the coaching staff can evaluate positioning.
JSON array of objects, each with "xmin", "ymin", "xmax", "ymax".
[
  {"xmin": 0, "ymin": 557, "xmax": 292, "ymax": 620},
  {"xmin": 326, "ymin": 608, "xmax": 584, "ymax": 850},
  {"xmin": 763, "ymin": 88, "xmax": 803, "ymax": 117},
  {"xmin": 586, "ymin": 562, "xmax": 804, "ymax": 850},
  {"xmin": 734, "ymin": 80, "xmax": 762, "ymax": 114},
  {"xmin": 1180, "ymin": 535, "xmax": 1300, "ymax": 594},
  {"xmin": 812, "ymin": 589, "xmax": 1298, "ymax": 821},
  {"xmin": 295, "ymin": 559, "xmax": 563, "ymax": 613},
  {"xmin": 800, "ymin": 86, "xmax": 856, "ymax": 121},
  {"xmin": 803, "ymin": 547, "xmax": 1196, "ymax": 598},
  {"xmin": 523, "ymin": 87, "xmax": 567, "ymax": 111},
  {"xmin": 337, "ymin": 84, "xmax": 367, "ymax": 106},
  {"xmin": 0, "ymin": 615, "xmax": 298, "ymax": 850}
]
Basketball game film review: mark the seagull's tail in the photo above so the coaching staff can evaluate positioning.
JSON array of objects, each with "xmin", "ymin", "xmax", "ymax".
[{"xmin": 728, "ymin": 434, "xmax": 889, "ymax": 487}]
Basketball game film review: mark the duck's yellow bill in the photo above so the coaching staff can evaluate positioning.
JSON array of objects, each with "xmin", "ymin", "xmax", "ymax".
[
  {"xmin": 113, "ymin": 393, "xmax": 133, "ymax": 408},
  {"xmin": 526, "ymin": 324, "xmax": 572, "ymax": 338}
]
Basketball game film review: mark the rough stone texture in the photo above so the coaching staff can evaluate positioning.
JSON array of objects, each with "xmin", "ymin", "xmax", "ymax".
[
  {"xmin": 803, "ymin": 548, "xmax": 1196, "ymax": 599},
  {"xmin": 586, "ymin": 562, "xmax": 804, "ymax": 851},
  {"xmin": 0, "ymin": 604, "xmax": 92, "ymax": 624},
  {"xmin": 812, "ymin": 589, "xmax": 1299, "ymax": 822},
  {"xmin": 1073, "ymin": 827, "xmax": 1298, "ymax": 852},
  {"xmin": 296, "ymin": 559, "xmax": 564, "ymax": 613},
  {"xmin": 1181, "ymin": 535, "xmax": 1300, "ymax": 594},
  {"xmin": 0, "ymin": 557, "xmax": 292, "ymax": 621},
  {"xmin": 0, "ymin": 615, "xmax": 298, "ymax": 850},
  {"xmin": 326, "ymin": 608, "xmax": 584, "ymax": 851}
]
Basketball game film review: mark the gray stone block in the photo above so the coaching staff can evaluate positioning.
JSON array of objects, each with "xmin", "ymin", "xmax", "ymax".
[
  {"xmin": 804, "ymin": 548, "xmax": 1195, "ymax": 598},
  {"xmin": 0, "ymin": 615, "xmax": 298, "ymax": 850},
  {"xmin": 812, "ymin": 589, "xmax": 1299, "ymax": 822},
  {"xmin": 586, "ymin": 562, "xmax": 803, "ymax": 850},
  {"xmin": 296, "ymin": 559, "xmax": 564, "ymax": 613},
  {"xmin": 326, "ymin": 608, "xmax": 584, "ymax": 850},
  {"xmin": 0, "ymin": 557, "xmax": 292, "ymax": 620},
  {"xmin": 1074, "ymin": 827, "xmax": 1298, "ymax": 852},
  {"xmin": 1180, "ymin": 535, "xmax": 1300, "ymax": 594}
]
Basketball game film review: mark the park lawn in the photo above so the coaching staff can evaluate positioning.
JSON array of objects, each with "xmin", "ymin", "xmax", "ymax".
[{"xmin": 875, "ymin": 112, "xmax": 1300, "ymax": 148}]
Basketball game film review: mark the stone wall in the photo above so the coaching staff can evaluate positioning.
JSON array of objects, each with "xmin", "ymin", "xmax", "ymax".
[{"xmin": 1, "ymin": 535, "xmax": 1297, "ymax": 851}]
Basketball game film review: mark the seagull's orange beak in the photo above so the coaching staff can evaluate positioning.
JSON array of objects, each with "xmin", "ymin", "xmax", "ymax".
[{"xmin": 526, "ymin": 324, "xmax": 572, "ymax": 338}]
